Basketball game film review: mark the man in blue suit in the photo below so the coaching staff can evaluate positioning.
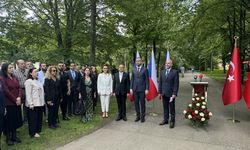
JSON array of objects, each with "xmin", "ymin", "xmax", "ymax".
[
  {"xmin": 130, "ymin": 55, "xmax": 149, "ymax": 123},
  {"xmin": 159, "ymin": 59, "xmax": 179, "ymax": 128}
]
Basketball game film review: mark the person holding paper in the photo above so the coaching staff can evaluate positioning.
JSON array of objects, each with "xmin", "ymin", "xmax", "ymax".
[{"xmin": 158, "ymin": 59, "xmax": 179, "ymax": 128}]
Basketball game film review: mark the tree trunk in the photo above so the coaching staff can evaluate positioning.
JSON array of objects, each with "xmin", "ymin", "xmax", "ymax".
[
  {"xmin": 64, "ymin": 0, "xmax": 74, "ymax": 62},
  {"xmin": 145, "ymin": 42, "xmax": 148, "ymax": 68},
  {"xmin": 90, "ymin": 0, "xmax": 97, "ymax": 65},
  {"xmin": 49, "ymin": 0, "xmax": 64, "ymax": 60}
]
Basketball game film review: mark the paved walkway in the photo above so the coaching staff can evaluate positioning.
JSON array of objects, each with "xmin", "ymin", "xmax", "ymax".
[{"xmin": 57, "ymin": 73, "xmax": 250, "ymax": 150}]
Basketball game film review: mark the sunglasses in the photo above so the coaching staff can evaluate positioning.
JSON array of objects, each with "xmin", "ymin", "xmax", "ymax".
[{"xmin": 52, "ymin": 69, "xmax": 57, "ymax": 72}]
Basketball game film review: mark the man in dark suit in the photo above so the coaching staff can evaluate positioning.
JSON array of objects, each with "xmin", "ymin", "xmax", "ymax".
[
  {"xmin": 67, "ymin": 63, "xmax": 80, "ymax": 116},
  {"xmin": 130, "ymin": 56, "xmax": 149, "ymax": 123},
  {"xmin": 113, "ymin": 64, "xmax": 130, "ymax": 121},
  {"xmin": 158, "ymin": 59, "xmax": 179, "ymax": 128},
  {"xmin": 58, "ymin": 62, "xmax": 71, "ymax": 120}
]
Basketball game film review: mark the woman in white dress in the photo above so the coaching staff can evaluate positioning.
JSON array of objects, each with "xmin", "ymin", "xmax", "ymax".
[{"xmin": 97, "ymin": 64, "xmax": 113, "ymax": 118}]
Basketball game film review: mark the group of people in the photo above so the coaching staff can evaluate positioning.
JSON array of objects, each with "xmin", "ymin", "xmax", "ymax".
[{"xmin": 0, "ymin": 55, "xmax": 180, "ymax": 148}]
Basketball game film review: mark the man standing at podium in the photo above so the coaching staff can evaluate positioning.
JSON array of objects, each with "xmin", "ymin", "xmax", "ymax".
[{"xmin": 159, "ymin": 59, "xmax": 179, "ymax": 128}]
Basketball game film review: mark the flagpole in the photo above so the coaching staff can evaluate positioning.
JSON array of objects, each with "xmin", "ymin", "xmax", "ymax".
[{"xmin": 227, "ymin": 36, "xmax": 240, "ymax": 123}]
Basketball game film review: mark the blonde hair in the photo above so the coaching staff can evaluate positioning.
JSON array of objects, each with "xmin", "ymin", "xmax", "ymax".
[{"xmin": 45, "ymin": 66, "xmax": 60, "ymax": 80}]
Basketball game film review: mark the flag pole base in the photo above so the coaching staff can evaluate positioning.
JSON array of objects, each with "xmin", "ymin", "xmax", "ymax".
[
  {"xmin": 149, "ymin": 112, "xmax": 158, "ymax": 117},
  {"xmin": 227, "ymin": 119, "xmax": 240, "ymax": 123}
]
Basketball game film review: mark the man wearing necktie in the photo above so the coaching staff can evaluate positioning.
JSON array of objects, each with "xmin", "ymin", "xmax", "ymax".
[
  {"xmin": 67, "ymin": 63, "xmax": 80, "ymax": 116},
  {"xmin": 130, "ymin": 56, "xmax": 149, "ymax": 123},
  {"xmin": 158, "ymin": 59, "xmax": 179, "ymax": 128}
]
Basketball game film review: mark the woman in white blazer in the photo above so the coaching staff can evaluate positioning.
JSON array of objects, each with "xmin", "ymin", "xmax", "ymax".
[
  {"xmin": 25, "ymin": 68, "xmax": 45, "ymax": 138},
  {"xmin": 97, "ymin": 64, "xmax": 113, "ymax": 118}
]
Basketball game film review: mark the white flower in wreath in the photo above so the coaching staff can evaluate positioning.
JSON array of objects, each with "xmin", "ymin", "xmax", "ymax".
[
  {"xmin": 192, "ymin": 98, "xmax": 195, "ymax": 101},
  {"xmin": 201, "ymin": 96, "xmax": 205, "ymax": 100},
  {"xmin": 195, "ymin": 110, "xmax": 198, "ymax": 114},
  {"xmin": 196, "ymin": 103, "xmax": 200, "ymax": 107},
  {"xmin": 199, "ymin": 112, "xmax": 204, "ymax": 117},
  {"xmin": 202, "ymin": 102, "xmax": 206, "ymax": 105},
  {"xmin": 201, "ymin": 118, "xmax": 205, "ymax": 121},
  {"xmin": 189, "ymin": 104, "xmax": 192, "ymax": 107},
  {"xmin": 196, "ymin": 97, "xmax": 200, "ymax": 100},
  {"xmin": 205, "ymin": 99, "xmax": 207, "ymax": 102},
  {"xmin": 195, "ymin": 93, "xmax": 198, "ymax": 96},
  {"xmin": 209, "ymin": 112, "xmax": 213, "ymax": 116},
  {"xmin": 188, "ymin": 115, "xmax": 192, "ymax": 119},
  {"xmin": 183, "ymin": 110, "xmax": 187, "ymax": 114},
  {"xmin": 201, "ymin": 105, "xmax": 206, "ymax": 109}
]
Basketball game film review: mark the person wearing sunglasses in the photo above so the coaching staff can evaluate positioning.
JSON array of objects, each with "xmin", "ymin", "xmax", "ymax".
[{"xmin": 44, "ymin": 66, "xmax": 62, "ymax": 129}]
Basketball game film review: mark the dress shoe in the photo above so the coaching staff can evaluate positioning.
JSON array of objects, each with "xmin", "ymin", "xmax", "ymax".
[
  {"xmin": 102, "ymin": 112, "xmax": 105, "ymax": 118},
  {"xmin": 116, "ymin": 117, "xmax": 122, "ymax": 121},
  {"xmin": 34, "ymin": 133, "xmax": 40, "ymax": 138},
  {"xmin": 159, "ymin": 121, "xmax": 168, "ymax": 126},
  {"xmin": 6, "ymin": 140, "xmax": 14, "ymax": 146},
  {"xmin": 11, "ymin": 137, "xmax": 21, "ymax": 143},
  {"xmin": 169, "ymin": 122, "xmax": 175, "ymax": 129},
  {"xmin": 134, "ymin": 117, "xmax": 140, "ymax": 122},
  {"xmin": 54, "ymin": 124, "xmax": 61, "ymax": 128},
  {"xmin": 123, "ymin": 117, "xmax": 127, "ymax": 121},
  {"xmin": 49, "ymin": 125, "xmax": 56, "ymax": 129},
  {"xmin": 63, "ymin": 116, "xmax": 70, "ymax": 121},
  {"xmin": 141, "ymin": 118, "xmax": 145, "ymax": 123}
]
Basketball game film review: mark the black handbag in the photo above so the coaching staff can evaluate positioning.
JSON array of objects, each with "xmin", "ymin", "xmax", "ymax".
[{"xmin": 75, "ymin": 100, "xmax": 86, "ymax": 115}]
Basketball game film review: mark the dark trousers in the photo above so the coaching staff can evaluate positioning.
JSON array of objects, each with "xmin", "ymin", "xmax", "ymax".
[
  {"xmin": 0, "ymin": 113, "xmax": 3, "ymax": 143},
  {"xmin": 60, "ymin": 93, "xmax": 68, "ymax": 118},
  {"xmin": 27, "ymin": 107, "xmax": 43, "ymax": 136},
  {"xmin": 54, "ymin": 99, "xmax": 60, "ymax": 123},
  {"xmin": 47, "ymin": 104, "xmax": 57, "ymax": 126},
  {"xmin": 134, "ymin": 92, "xmax": 146, "ymax": 119},
  {"xmin": 21, "ymin": 88, "xmax": 27, "ymax": 122},
  {"xmin": 68, "ymin": 90, "xmax": 78, "ymax": 115},
  {"xmin": 116, "ymin": 94, "xmax": 127, "ymax": 118},
  {"xmin": 162, "ymin": 96, "xmax": 175, "ymax": 123}
]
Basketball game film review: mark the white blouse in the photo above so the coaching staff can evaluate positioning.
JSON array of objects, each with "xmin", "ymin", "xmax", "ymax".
[
  {"xmin": 97, "ymin": 73, "xmax": 113, "ymax": 95},
  {"xmin": 25, "ymin": 79, "xmax": 45, "ymax": 107}
]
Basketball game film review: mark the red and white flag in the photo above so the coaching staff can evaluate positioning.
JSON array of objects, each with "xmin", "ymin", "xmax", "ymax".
[
  {"xmin": 146, "ymin": 50, "xmax": 158, "ymax": 101},
  {"xmin": 244, "ymin": 72, "xmax": 250, "ymax": 108},
  {"xmin": 222, "ymin": 46, "xmax": 242, "ymax": 105}
]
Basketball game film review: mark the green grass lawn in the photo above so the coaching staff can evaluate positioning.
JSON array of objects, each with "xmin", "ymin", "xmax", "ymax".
[
  {"xmin": 201, "ymin": 70, "xmax": 226, "ymax": 83},
  {"xmin": 1, "ymin": 98, "xmax": 120, "ymax": 150}
]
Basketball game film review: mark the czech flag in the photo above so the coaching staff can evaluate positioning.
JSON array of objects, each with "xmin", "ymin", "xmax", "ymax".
[{"xmin": 146, "ymin": 50, "xmax": 158, "ymax": 101}]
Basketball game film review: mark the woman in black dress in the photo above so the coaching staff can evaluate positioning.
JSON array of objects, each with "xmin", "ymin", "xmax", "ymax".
[{"xmin": 44, "ymin": 66, "xmax": 62, "ymax": 129}]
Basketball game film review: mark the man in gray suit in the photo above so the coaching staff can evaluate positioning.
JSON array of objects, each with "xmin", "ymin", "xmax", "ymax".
[
  {"xmin": 159, "ymin": 59, "xmax": 179, "ymax": 128},
  {"xmin": 130, "ymin": 56, "xmax": 149, "ymax": 123}
]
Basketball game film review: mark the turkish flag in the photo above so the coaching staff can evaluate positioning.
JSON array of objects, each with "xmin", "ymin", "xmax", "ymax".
[
  {"xmin": 222, "ymin": 46, "xmax": 242, "ymax": 105},
  {"xmin": 244, "ymin": 72, "xmax": 250, "ymax": 108}
]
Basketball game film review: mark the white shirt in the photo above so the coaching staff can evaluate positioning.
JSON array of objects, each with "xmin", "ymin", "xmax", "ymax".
[
  {"xmin": 119, "ymin": 72, "xmax": 123, "ymax": 82},
  {"xmin": 25, "ymin": 79, "xmax": 45, "ymax": 107},
  {"xmin": 97, "ymin": 73, "xmax": 113, "ymax": 95}
]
